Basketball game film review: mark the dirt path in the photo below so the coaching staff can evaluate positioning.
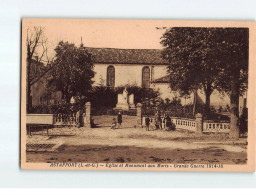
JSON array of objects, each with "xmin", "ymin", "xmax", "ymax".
[
  {"xmin": 27, "ymin": 144, "xmax": 247, "ymax": 164},
  {"xmin": 26, "ymin": 127, "xmax": 247, "ymax": 164}
]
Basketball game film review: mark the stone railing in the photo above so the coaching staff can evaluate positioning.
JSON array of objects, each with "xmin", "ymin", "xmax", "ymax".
[
  {"xmin": 171, "ymin": 117, "xmax": 197, "ymax": 132},
  {"xmin": 52, "ymin": 102, "xmax": 92, "ymax": 128},
  {"xmin": 53, "ymin": 113, "xmax": 77, "ymax": 126},
  {"xmin": 141, "ymin": 116, "xmax": 155, "ymax": 126},
  {"xmin": 203, "ymin": 121, "xmax": 230, "ymax": 133},
  {"xmin": 141, "ymin": 116, "xmax": 196, "ymax": 131},
  {"xmin": 138, "ymin": 107, "xmax": 230, "ymax": 134}
]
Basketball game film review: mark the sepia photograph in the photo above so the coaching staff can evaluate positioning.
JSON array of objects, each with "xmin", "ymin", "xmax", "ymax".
[{"xmin": 21, "ymin": 19, "xmax": 255, "ymax": 171}]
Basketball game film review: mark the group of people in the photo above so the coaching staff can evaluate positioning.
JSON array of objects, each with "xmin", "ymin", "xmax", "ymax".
[
  {"xmin": 145, "ymin": 113, "xmax": 173, "ymax": 131},
  {"xmin": 110, "ymin": 111, "xmax": 174, "ymax": 131},
  {"xmin": 111, "ymin": 111, "xmax": 122, "ymax": 130}
]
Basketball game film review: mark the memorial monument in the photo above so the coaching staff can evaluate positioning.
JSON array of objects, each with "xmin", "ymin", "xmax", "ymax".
[{"xmin": 115, "ymin": 87, "xmax": 136, "ymax": 111}]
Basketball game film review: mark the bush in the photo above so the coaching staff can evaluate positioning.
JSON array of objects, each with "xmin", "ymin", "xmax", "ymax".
[
  {"xmin": 156, "ymin": 97, "xmax": 195, "ymax": 119},
  {"xmin": 115, "ymin": 84, "xmax": 160, "ymax": 105},
  {"xmin": 87, "ymin": 86, "xmax": 117, "ymax": 115},
  {"xmin": 30, "ymin": 101, "xmax": 83, "ymax": 114},
  {"xmin": 88, "ymin": 85, "xmax": 160, "ymax": 115},
  {"xmin": 203, "ymin": 112, "xmax": 230, "ymax": 122}
]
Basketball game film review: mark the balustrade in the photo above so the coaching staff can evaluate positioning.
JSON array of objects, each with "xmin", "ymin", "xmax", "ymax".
[{"xmin": 53, "ymin": 113, "xmax": 77, "ymax": 126}]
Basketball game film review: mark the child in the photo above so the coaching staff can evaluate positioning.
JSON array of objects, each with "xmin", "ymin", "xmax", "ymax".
[
  {"xmin": 111, "ymin": 118, "xmax": 117, "ymax": 130},
  {"xmin": 117, "ymin": 111, "xmax": 122, "ymax": 129}
]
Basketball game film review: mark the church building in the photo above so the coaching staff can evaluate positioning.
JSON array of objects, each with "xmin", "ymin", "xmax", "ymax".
[
  {"xmin": 86, "ymin": 47, "xmax": 168, "ymax": 89},
  {"xmin": 31, "ymin": 47, "xmax": 246, "ymax": 113}
]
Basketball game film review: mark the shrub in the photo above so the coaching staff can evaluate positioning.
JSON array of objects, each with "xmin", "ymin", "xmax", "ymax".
[
  {"xmin": 87, "ymin": 86, "xmax": 117, "ymax": 115},
  {"xmin": 30, "ymin": 101, "xmax": 83, "ymax": 114},
  {"xmin": 88, "ymin": 84, "xmax": 160, "ymax": 115},
  {"xmin": 115, "ymin": 84, "xmax": 160, "ymax": 105},
  {"xmin": 203, "ymin": 112, "xmax": 230, "ymax": 122}
]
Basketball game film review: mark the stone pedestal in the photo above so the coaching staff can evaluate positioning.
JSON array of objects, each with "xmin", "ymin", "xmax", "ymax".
[
  {"xmin": 84, "ymin": 102, "xmax": 91, "ymax": 128},
  {"xmin": 195, "ymin": 113, "xmax": 203, "ymax": 134},
  {"xmin": 129, "ymin": 94, "xmax": 136, "ymax": 109},
  {"xmin": 137, "ymin": 103, "xmax": 142, "ymax": 126},
  {"xmin": 76, "ymin": 110, "xmax": 81, "ymax": 127},
  {"xmin": 115, "ymin": 93, "xmax": 129, "ymax": 111}
]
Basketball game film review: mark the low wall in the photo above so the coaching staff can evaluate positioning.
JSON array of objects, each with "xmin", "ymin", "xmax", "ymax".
[
  {"xmin": 203, "ymin": 121, "xmax": 230, "ymax": 133},
  {"xmin": 171, "ymin": 117, "xmax": 196, "ymax": 132},
  {"xmin": 26, "ymin": 114, "xmax": 54, "ymax": 125},
  {"xmin": 141, "ymin": 115, "xmax": 230, "ymax": 133},
  {"xmin": 53, "ymin": 113, "xmax": 77, "ymax": 126}
]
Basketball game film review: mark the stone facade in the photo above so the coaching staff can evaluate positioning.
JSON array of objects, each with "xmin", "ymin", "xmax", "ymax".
[{"xmin": 93, "ymin": 63, "xmax": 167, "ymax": 88}]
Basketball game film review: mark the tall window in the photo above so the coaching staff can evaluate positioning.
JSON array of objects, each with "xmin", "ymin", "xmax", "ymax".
[
  {"xmin": 142, "ymin": 66, "xmax": 150, "ymax": 88},
  {"xmin": 107, "ymin": 65, "xmax": 115, "ymax": 87}
]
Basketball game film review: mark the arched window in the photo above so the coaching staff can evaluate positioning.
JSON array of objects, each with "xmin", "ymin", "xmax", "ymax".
[
  {"xmin": 142, "ymin": 66, "xmax": 150, "ymax": 88},
  {"xmin": 107, "ymin": 65, "xmax": 115, "ymax": 87}
]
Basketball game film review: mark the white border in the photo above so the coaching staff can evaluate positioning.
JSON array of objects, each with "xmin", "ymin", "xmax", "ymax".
[{"xmin": 1, "ymin": 0, "xmax": 256, "ymax": 188}]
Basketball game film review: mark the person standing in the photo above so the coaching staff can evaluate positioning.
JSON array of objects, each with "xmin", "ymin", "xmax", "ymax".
[
  {"xmin": 145, "ymin": 115, "xmax": 150, "ymax": 131},
  {"xmin": 154, "ymin": 112, "xmax": 159, "ymax": 130},
  {"xmin": 163, "ymin": 114, "xmax": 166, "ymax": 129},
  {"xmin": 117, "ymin": 111, "xmax": 122, "ymax": 129},
  {"xmin": 165, "ymin": 114, "xmax": 171, "ymax": 131},
  {"xmin": 158, "ymin": 115, "xmax": 162, "ymax": 130}
]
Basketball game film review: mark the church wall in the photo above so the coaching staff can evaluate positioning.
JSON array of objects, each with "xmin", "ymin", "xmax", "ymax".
[
  {"xmin": 152, "ymin": 66, "xmax": 168, "ymax": 82},
  {"xmin": 152, "ymin": 83, "xmax": 176, "ymax": 100},
  {"xmin": 93, "ymin": 63, "xmax": 109, "ymax": 86},
  {"xmin": 31, "ymin": 62, "xmax": 245, "ymax": 114},
  {"xmin": 93, "ymin": 63, "xmax": 168, "ymax": 87},
  {"xmin": 114, "ymin": 64, "xmax": 144, "ymax": 86},
  {"xmin": 152, "ymin": 82, "xmax": 231, "ymax": 109}
]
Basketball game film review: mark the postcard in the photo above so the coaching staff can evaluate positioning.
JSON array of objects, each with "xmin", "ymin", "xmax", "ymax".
[{"xmin": 21, "ymin": 19, "xmax": 255, "ymax": 171}]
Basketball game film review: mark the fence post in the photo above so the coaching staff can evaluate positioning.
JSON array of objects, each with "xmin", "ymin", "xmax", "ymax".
[
  {"xmin": 195, "ymin": 113, "xmax": 203, "ymax": 134},
  {"xmin": 136, "ymin": 103, "xmax": 142, "ymax": 127},
  {"xmin": 85, "ymin": 102, "xmax": 91, "ymax": 128},
  {"xmin": 76, "ymin": 110, "xmax": 81, "ymax": 127}
]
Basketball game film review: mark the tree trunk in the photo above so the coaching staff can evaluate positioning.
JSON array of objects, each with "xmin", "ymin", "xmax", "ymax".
[
  {"xmin": 229, "ymin": 78, "xmax": 240, "ymax": 139},
  {"xmin": 205, "ymin": 88, "xmax": 211, "ymax": 115},
  {"xmin": 192, "ymin": 90, "xmax": 197, "ymax": 116}
]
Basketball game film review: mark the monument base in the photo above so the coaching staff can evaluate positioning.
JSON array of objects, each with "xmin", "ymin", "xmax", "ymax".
[
  {"xmin": 114, "ymin": 103, "xmax": 130, "ymax": 111},
  {"xmin": 129, "ymin": 104, "xmax": 136, "ymax": 109}
]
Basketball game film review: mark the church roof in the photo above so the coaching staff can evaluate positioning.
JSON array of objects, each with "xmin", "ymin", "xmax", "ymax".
[
  {"xmin": 86, "ymin": 47, "xmax": 168, "ymax": 65},
  {"xmin": 151, "ymin": 75, "xmax": 170, "ymax": 83}
]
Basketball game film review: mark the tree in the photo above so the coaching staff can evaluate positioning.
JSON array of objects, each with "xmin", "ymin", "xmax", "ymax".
[
  {"xmin": 161, "ymin": 28, "xmax": 223, "ymax": 115},
  {"xmin": 214, "ymin": 28, "xmax": 248, "ymax": 139},
  {"xmin": 48, "ymin": 41, "xmax": 95, "ymax": 103},
  {"xmin": 26, "ymin": 26, "xmax": 48, "ymax": 113},
  {"xmin": 161, "ymin": 27, "xmax": 248, "ymax": 139}
]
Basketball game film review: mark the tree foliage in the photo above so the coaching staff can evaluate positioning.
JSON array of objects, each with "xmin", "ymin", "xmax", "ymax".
[
  {"xmin": 161, "ymin": 28, "xmax": 248, "ymax": 109},
  {"xmin": 87, "ymin": 84, "xmax": 160, "ymax": 115},
  {"xmin": 161, "ymin": 27, "xmax": 248, "ymax": 138},
  {"xmin": 48, "ymin": 41, "xmax": 95, "ymax": 103},
  {"xmin": 213, "ymin": 28, "xmax": 248, "ymax": 95},
  {"xmin": 161, "ymin": 28, "xmax": 225, "ymax": 112}
]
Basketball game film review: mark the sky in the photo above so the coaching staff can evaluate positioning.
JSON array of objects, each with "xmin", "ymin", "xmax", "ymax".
[
  {"xmin": 23, "ymin": 19, "xmax": 251, "ymax": 62},
  {"xmin": 23, "ymin": 19, "xmax": 170, "ymax": 61}
]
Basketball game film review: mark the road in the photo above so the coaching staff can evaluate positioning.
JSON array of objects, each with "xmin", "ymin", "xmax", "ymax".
[{"xmin": 26, "ymin": 126, "xmax": 247, "ymax": 164}]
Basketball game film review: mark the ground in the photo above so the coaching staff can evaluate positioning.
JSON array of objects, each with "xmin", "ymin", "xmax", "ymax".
[{"xmin": 26, "ymin": 115, "xmax": 247, "ymax": 164}]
